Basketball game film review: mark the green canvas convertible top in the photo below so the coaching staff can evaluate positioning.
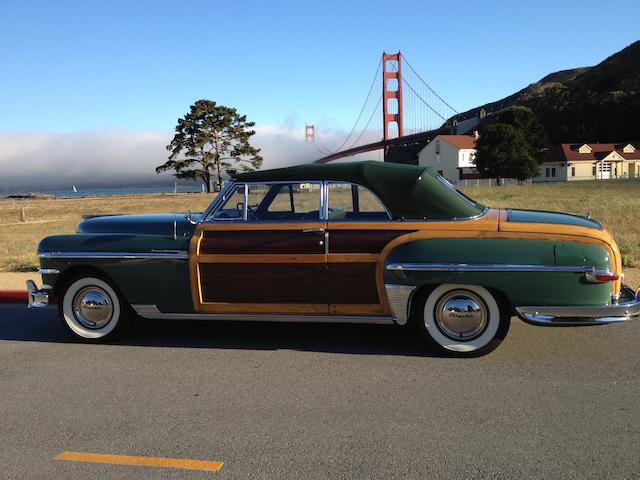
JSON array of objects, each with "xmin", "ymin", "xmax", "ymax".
[{"xmin": 234, "ymin": 161, "xmax": 485, "ymax": 220}]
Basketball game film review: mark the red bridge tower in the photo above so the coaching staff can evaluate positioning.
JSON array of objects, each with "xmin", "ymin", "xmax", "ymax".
[{"xmin": 382, "ymin": 52, "xmax": 404, "ymax": 158}]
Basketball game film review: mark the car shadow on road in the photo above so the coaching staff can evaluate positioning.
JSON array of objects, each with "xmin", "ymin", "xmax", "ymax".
[{"xmin": 0, "ymin": 305, "xmax": 447, "ymax": 357}]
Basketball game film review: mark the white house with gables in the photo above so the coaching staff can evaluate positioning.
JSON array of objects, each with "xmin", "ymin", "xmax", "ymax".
[{"xmin": 535, "ymin": 142, "xmax": 640, "ymax": 182}]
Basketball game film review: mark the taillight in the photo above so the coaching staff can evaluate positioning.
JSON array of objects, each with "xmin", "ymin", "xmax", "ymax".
[{"xmin": 585, "ymin": 269, "xmax": 619, "ymax": 283}]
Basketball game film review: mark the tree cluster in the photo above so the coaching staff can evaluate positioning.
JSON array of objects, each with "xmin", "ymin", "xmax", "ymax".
[
  {"xmin": 522, "ymin": 85, "xmax": 640, "ymax": 144},
  {"xmin": 473, "ymin": 106, "xmax": 545, "ymax": 184}
]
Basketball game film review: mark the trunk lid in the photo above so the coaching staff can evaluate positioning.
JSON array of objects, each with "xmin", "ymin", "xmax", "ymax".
[{"xmin": 502, "ymin": 209, "xmax": 603, "ymax": 231}]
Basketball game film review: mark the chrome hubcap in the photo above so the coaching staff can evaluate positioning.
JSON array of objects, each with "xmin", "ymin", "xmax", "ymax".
[
  {"xmin": 435, "ymin": 290, "xmax": 488, "ymax": 340},
  {"xmin": 73, "ymin": 286, "xmax": 113, "ymax": 329}
]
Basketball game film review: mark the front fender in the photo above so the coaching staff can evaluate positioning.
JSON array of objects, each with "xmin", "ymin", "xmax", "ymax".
[{"xmin": 37, "ymin": 233, "xmax": 193, "ymax": 312}]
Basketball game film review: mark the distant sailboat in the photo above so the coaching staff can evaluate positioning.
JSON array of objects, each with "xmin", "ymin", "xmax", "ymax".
[
  {"xmin": 72, "ymin": 185, "xmax": 78, "ymax": 193},
  {"xmin": 201, "ymin": 184, "xmax": 205, "ymax": 193}
]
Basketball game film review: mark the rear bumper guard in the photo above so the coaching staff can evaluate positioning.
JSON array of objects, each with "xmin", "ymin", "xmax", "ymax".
[{"xmin": 516, "ymin": 284, "xmax": 640, "ymax": 326}]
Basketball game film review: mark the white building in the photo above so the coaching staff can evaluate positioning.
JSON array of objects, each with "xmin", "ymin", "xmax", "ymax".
[{"xmin": 417, "ymin": 134, "xmax": 480, "ymax": 183}]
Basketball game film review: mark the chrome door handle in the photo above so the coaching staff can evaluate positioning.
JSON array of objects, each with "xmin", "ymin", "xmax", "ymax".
[{"xmin": 303, "ymin": 228, "xmax": 325, "ymax": 234}]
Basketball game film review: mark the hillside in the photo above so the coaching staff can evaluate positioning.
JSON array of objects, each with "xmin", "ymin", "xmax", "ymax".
[
  {"xmin": 453, "ymin": 41, "xmax": 640, "ymax": 143},
  {"xmin": 454, "ymin": 66, "xmax": 590, "ymax": 123},
  {"xmin": 567, "ymin": 40, "xmax": 640, "ymax": 92}
]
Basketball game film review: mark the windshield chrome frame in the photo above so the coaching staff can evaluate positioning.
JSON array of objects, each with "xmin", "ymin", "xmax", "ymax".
[
  {"xmin": 200, "ymin": 180, "xmax": 325, "ymax": 223},
  {"xmin": 200, "ymin": 182, "xmax": 236, "ymax": 222}
]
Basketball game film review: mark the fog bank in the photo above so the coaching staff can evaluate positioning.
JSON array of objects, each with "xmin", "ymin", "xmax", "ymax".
[{"xmin": 0, "ymin": 126, "xmax": 356, "ymax": 193}]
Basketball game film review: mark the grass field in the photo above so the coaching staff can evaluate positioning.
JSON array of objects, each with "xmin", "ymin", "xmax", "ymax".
[{"xmin": 1, "ymin": 179, "xmax": 639, "ymax": 273}]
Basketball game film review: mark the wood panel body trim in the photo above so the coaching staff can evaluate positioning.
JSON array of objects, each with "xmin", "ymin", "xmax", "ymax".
[
  {"xmin": 189, "ymin": 208, "xmax": 619, "ymax": 315},
  {"xmin": 328, "ymin": 230, "xmax": 413, "ymax": 253},
  {"xmin": 200, "ymin": 230, "xmax": 323, "ymax": 254},
  {"xmin": 199, "ymin": 303, "xmax": 328, "ymax": 314},
  {"xmin": 199, "ymin": 263, "xmax": 326, "ymax": 305},
  {"xmin": 191, "ymin": 223, "xmax": 328, "ymax": 313},
  {"xmin": 198, "ymin": 254, "xmax": 327, "ymax": 264},
  {"xmin": 327, "ymin": 262, "xmax": 379, "ymax": 305},
  {"xmin": 329, "ymin": 304, "xmax": 385, "ymax": 315}
]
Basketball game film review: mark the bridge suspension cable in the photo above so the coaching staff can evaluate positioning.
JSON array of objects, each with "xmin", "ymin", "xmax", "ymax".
[
  {"xmin": 401, "ymin": 55, "xmax": 459, "ymax": 135},
  {"xmin": 313, "ymin": 129, "xmax": 335, "ymax": 156},
  {"xmin": 311, "ymin": 57, "xmax": 383, "ymax": 156},
  {"xmin": 342, "ymin": 94, "xmax": 382, "ymax": 151},
  {"xmin": 403, "ymin": 55, "xmax": 458, "ymax": 114}
]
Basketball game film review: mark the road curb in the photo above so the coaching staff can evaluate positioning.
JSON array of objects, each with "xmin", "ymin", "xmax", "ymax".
[{"xmin": 0, "ymin": 290, "xmax": 28, "ymax": 304}]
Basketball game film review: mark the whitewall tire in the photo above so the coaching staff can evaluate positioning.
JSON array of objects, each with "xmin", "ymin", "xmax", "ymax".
[
  {"xmin": 59, "ymin": 275, "xmax": 130, "ymax": 342},
  {"xmin": 418, "ymin": 284, "xmax": 509, "ymax": 355}
]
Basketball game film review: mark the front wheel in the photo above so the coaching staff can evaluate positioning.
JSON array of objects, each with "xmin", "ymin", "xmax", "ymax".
[
  {"xmin": 58, "ymin": 275, "xmax": 131, "ymax": 342},
  {"xmin": 416, "ymin": 284, "xmax": 510, "ymax": 356}
]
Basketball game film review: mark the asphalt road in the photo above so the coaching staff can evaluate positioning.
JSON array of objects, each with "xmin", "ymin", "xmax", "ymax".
[{"xmin": 1, "ymin": 305, "xmax": 638, "ymax": 479}]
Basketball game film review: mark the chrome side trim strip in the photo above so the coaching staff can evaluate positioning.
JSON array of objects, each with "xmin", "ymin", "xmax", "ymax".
[
  {"xmin": 131, "ymin": 306, "xmax": 395, "ymax": 325},
  {"xmin": 384, "ymin": 284, "xmax": 416, "ymax": 325},
  {"xmin": 38, "ymin": 268, "xmax": 60, "ymax": 275},
  {"xmin": 38, "ymin": 251, "xmax": 188, "ymax": 260},
  {"xmin": 386, "ymin": 263, "xmax": 595, "ymax": 273}
]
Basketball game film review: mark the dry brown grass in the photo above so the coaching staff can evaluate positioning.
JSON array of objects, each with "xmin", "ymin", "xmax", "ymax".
[
  {"xmin": 0, "ymin": 272, "xmax": 34, "ymax": 290},
  {"xmin": 1, "ymin": 179, "xmax": 639, "ymax": 273}
]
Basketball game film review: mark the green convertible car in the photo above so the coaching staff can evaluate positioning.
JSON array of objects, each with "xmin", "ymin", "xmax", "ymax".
[{"xmin": 27, "ymin": 161, "xmax": 639, "ymax": 355}]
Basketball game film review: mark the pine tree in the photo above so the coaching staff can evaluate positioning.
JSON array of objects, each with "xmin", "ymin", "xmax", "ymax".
[{"xmin": 156, "ymin": 100, "xmax": 262, "ymax": 192}]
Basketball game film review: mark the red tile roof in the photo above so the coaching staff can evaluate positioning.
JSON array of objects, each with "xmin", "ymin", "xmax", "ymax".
[
  {"xmin": 439, "ymin": 135, "xmax": 477, "ymax": 150},
  {"xmin": 546, "ymin": 143, "xmax": 640, "ymax": 162}
]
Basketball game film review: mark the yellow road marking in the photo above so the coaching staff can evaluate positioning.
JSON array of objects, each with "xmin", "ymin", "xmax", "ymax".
[{"xmin": 55, "ymin": 451, "xmax": 224, "ymax": 472}]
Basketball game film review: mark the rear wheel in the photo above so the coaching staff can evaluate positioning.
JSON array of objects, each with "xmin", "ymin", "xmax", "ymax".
[
  {"xmin": 58, "ymin": 275, "xmax": 131, "ymax": 342},
  {"xmin": 416, "ymin": 284, "xmax": 509, "ymax": 356}
]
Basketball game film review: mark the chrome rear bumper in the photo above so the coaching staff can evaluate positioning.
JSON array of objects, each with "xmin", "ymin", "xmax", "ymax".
[
  {"xmin": 26, "ymin": 280, "xmax": 51, "ymax": 308},
  {"xmin": 516, "ymin": 284, "xmax": 640, "ymax": 326}
]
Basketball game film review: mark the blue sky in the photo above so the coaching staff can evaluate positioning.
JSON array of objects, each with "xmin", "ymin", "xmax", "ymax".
[{"xmin": 1, "ymin": 0, "xmax": 638, "ymax": 134}]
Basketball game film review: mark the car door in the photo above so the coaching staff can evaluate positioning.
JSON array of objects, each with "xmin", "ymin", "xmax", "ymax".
[
  {"xmin": 325, "ymin": 182, "xmax": 414, "ymax": 316},
  {"xmin": 190, "ymin": 181, "xmax": 328, "ymax": 314}
]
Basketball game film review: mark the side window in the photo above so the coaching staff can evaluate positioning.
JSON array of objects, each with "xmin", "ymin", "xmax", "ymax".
[
  {"xmin": 211, "ymin": 184, "xmax": 245, "ymax": 220},
  {"xmin": 327, "ymin": 183, "xmax": 390, "ymax": 221},
  {"xmin": 247, "ymin": 183, "xmax": 321, "ymax": 222}
]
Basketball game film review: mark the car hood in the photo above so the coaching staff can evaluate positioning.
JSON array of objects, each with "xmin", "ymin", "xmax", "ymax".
[{"xmin": 77, "ymin": 213, "xmax": 201, "ymax": 237}]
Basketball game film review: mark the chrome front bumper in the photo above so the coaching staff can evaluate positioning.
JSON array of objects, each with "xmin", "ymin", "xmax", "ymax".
[
  {"xmin": 26, "ymin": 280, "xmax": 51, "ymax": 308},
  {"xmin": 516, "ymin": 284, "xmax": 640, "ymax": 326}
]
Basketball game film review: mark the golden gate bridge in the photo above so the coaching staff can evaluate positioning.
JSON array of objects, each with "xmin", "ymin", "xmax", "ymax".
[{"xmin": 308, "ymin": 52, "xmax": 461, "ymax": 164}]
